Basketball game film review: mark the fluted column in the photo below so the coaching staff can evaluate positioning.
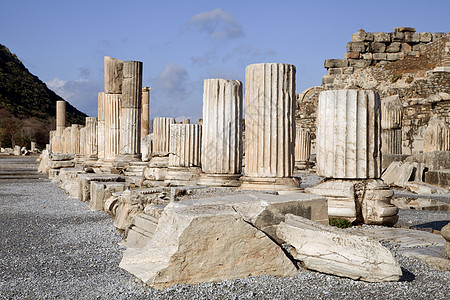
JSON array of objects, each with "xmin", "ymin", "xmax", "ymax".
[
  {"xmin": 153, "ymin": 117, "xmax": 175, "ymax": 156},
  {"xmin": 85, "ymin": 117, "xmax": 98, "ymax": 159},
  {"xmin": 316, "ymin": 89, "xmax": 381, "ymax": 179},
  {"xmin": 381, "ymin": 95, "xmax": 403, "ymax": 155},
  {"xmin": 62, "ymin": 127, "xmax": 72, "ymax": 154},
  {"xmin": 97, "ymin": 92, "xmax": 105, "ymax": 160},
  {"xmin": 199, "ymin": 79, "xmax": 243, "ymax": 186},
  {"xmin": 241, "ymin": 63, "xmax": 300, "ymax": 191},
  {"xmin": 119, "ymin": 60, "xmax": 142, "ymax": 159},
  {"xmin": 295, "ymin": 127, "xmax": 311, "ymax": 170},
  {"xmin": 424, "ymin": 117, "xmax": 450, "ymax": 152},
  {"xmin": 104, "ymin": 94, "xmax": 121, "ymax": 160},
  {"xmin": 71, "ymin": 124, "xmax": 81, "ymax": 155},
  {"xmin": 165, "ymin": 124, "xmax": 202, "ymax": 186},
  {"xmin": 141, "ymin": 87, "xmax": 150, "ymax": 139}
]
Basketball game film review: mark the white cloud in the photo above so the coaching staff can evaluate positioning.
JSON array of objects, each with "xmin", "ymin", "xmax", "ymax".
[
  {"xmin": 154, "ymin": 63, "xmax": 190, "ymax": 101},
  {"xmin": 189, "ymin": 8, "xmax": 244, "ymax": 41},
  {"xmin": 46, "ymin": 78, "xmax": 102, "ymax": 117}
]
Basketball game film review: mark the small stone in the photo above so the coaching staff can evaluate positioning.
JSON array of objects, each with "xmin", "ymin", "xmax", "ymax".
[
  {"xmin": 391, "ymin": 32, "xmax": 405, "ymax": 42},
  {"xmin": 324, "ymin": 59, "xmax": 349, "ymax": 68},
  {"xmin": 394, "ymin": 27, "xmax": 416, "ymax": 33},
  {"xmin": 373, "ymin": 32, "xmax": 391, "ymax": 42},
  {"xmin": 344, "ymin": 52, "xmax": 360, "ymax": 59},
  {"xmin": 420, "ymin": 32, "xmax": 432, "ymax": 42},
  {"xmin": 371, "ymin": 42, "xmax": 386, "ymax": 53},
  {"xmin": 346, "ymin": 42, "xmax": 366, "ymax": 53},
  {"xmin": 386, "ymin": 42, "xmax": 401, "ymax": 52}
]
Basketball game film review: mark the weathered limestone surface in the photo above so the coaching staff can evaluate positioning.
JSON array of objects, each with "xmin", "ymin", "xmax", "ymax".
[
  {"xmin": 104, "ymin": 94, "xmax": 121, "ymax": 160},
  {"xmin": 277, "ymin": 214, "xmax": 402, "ymax": 282},
  {"xmin": 50, "ymin": 160, "xmax": 75, "ymax": 169},
  {"xmin": 141, "ymin": 87, "xmax": 151, "ymax": 140},
  {"xmin": 382, "ymin": 161, "xmax": 419, "ymax": 187},
  {"xmin": 423, "ymin": 117, "xmax": 450, "ymax": 152},
  {"xmin": 90, "ymin": 181, "xmax": 127, "ymax": 211},
  {"xmin": 120, "ymin": 193, "xmax": 328, "ymax": 289},
  {"xmin": 200, "ymin": 79, "xmax": 243, "ymax": 186},
  {"xmin": 153, "ymin": 117, "xmax": 175, "ymax": 156},
  {"xmin": 85, "ymin": 117, "xmax": 98, "ymax": 159},
  {"xmin": 242, "ymin": 63, "xmax": 300, "ymax": 191},
  {"xmin": 104, "ymin": 56, "xmax": 124, "ymax": 94},
  {"xmin": 56, "ymin": 100, "xmax": 66, "ymax": 137},
  {"xmin": 70, "ymin": 124, "xmax": 81, "ymax": 155},
  {"xmin": 78, "ymin": 174, "xmax": 125, "ymax": 202},
  {"xmin": 79, "ymin": 127, "xmax": 86, "ymax": 157},
  {"xmin": 51, "ymin": 153, "xmax": 75, "ymax": 161},
  {"xmin": 141, "ymin": 134, "xmax": 153, "ymax": 162},
  {"xmin": 62, "ymin": 127, "xmax": 71, "ymax": 154},
  {"xmin": 425, "ymin": 169, "xmax": 450, "ymax": 188},
  {"xmin": 405, "ymin": 151, "xmax": 450, "ymax": 170},
  {"xmin": 97, "ymin": 92, "xmax": 105, "ymax": 160},
  {"xmin": 316, "ymin": 90, "xmax": 381, "ymax": 179},
  {"xmin": 306, "ymin": 179, "xmax": 398, "ymax": 225},
  {"xmin": 381, "ymin": 95, "xmax": 402, "ymax": 130},
  {"xmin": 295, "ymin": 127, "xmax": 311, "ymax": 169}
]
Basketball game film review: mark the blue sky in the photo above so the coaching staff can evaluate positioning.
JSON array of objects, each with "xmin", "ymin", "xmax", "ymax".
[{"xmin": 1, "ymin": 0, "xmax": 449, "ymax": 121}]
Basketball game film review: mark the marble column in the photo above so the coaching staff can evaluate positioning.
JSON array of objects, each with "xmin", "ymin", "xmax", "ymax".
[
  {"xmin": 164, "ymin": 124, "xmax": 202, "ymax": 186},
  {"xmin": 49, "ymin": 130, "xmax": 56, "ymax": 153},
  {"xmin": 295, "ymin": 127, "xmax": 311, "ymax": 170},
  {"xmin": 381, "ymin": 95, "xmax": 402, "ymax": 155},
  {"xmin": 104, "ymin": 56, "xmax": 124, "ymax": 94},
  {"xmin": 152, "ymin": 117, "xmax": 175, "ymax": 156},
  {"xmin": 85, "ymin": 117, "xmax": 98, "ymax": 159},
  {"xmin": 97, "ymin": 92, "xmax": 105, "ymax": 160},
  {"xmin": 119, "ymin": 60, "xmax": 142, "ymax": 160},
  {"xmin": 80, "ymin": 127, "xmax": 86, "ymax": 157},
  {"xmin": 310, "ymin": 89, "xmax": 397, "ymax": 226},
  {"xmin": 62, "ymin": 127, "xmax": 72, "ymax": 154},
  {"xmin": 104, "ymin": 94, "xmax": 121, "ymax": 161},
  {"xmin": 141, "ymin": 87, "xmax": 150, "ymax": 140},
  {"xmin": 316, "ymin": 89, "xmax": 381, "ymax": 179},
  {"xmin": 31, "ymin": 142, "xmax": 37, "ymax": 152},
  {"xmin": 424, "ymin": 117, "xmax": 450, "ymax": 152},
  {"xmin": 198, "ymin": 78, "xmax": 243, "ymax": 187},
  {"xmin": 241, "ymin": 63, "xmax": 300, "ymax": 191},
  {"xmin": 71, "ymin": 124, "xmax": 82, "ymax": 156},
  {"xmin": 56, "ymin": 100, "xmax": 66, "ymax": 136}
]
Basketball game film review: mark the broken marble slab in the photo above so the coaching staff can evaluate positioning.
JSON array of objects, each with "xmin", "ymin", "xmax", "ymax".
[
  {"xmin": 277, "ymin": 214, "xmax": 402, "ymax": 282},
  {"xmin": 50, "ymin": 153, "xmax": 75, "ymax": 161},
  {"xmin": 381, "ymin": 161, "xmax": 416, "ymax": 187},
  {"xmin": 404, "ymin": 181, "xmax": 449, "ymax": 194},
  {"xmin": 90, "ymin": 182, "xmax": 127, "ymax": 211},
  {"xmin": 78, "ymin": 174, "xmax": 125, "ymax": 202}
]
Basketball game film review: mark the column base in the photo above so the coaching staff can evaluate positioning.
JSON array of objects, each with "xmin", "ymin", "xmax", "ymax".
[
  {"xmin": 240, "ymin": 176, "xmax": 303, "ymax": 194},
  {"xmin": 197, "ymin": 173, "xmax": 242, "ymax": 187},
  {"xmin": 295, "ymin": 160, "xmax": 313, "ymax": 170},
  {"xmin": 164, "ymin": 167, "xmax": 201, "ymax": 187}
]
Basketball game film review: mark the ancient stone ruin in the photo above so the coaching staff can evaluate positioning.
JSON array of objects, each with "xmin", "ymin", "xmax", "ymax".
[{"xmin": 36, "ymin": 26, "xmax": 450, "ymax": 289}]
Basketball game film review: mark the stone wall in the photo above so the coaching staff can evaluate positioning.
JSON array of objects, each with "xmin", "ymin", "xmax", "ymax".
[{"xmin": 296, "ymin": 27, "xmax": 449, "ymax": 155}]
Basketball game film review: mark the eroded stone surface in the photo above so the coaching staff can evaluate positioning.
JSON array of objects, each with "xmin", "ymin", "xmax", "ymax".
[{"xmin": 277, "ymin": 214, "xmax": 402, "ymax": 282}]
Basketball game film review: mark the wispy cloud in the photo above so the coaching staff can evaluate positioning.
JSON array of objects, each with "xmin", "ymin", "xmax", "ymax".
[
  {"xmin": 46, "ymin": 78, "xmax": 102, "ymax": 117},
  {"xmin": 78, "ymin": 67, "xmax": 91, "ymax": 78},
  {"xmin": 188, "ymin": 8, "xmax": 244, "ymax": 42},
  {"xmin": 154, "ymin": 63, "xmax": 190, "ymax": 101}
]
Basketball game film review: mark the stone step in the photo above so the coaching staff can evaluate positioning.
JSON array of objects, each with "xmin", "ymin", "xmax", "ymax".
[
  {"xmin": 132, "ymin": 214, "xmax": 159, "ymax": 234},
  {"xmin": 126, "ymin": 226, "xmax": 153, "ymax": 249}
]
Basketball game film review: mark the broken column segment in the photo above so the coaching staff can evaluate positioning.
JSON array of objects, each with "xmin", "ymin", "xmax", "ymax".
[
  {"xmin": 199, "ymin": 78, "xmax": 243, "ymax": 187},
  {"xmin": 423, "ymin": 117, "xmax": 450, "ymax": 152},
  {"xmin": 310, "ymin": 89, "xmax": 398, "ymax": 225},
  {"xmin": 70, "ymin": 124, "xmax": 82, "ymax": 156},
  {"xmin": 381, "ymin": 95, "xmax": 403, "ymax": 155},
  {"xmin": 85, "ymin": 117, "xmax": 98, "ymax": 159},
  {"xmin": 97, "ymin": 92, "xmax": 105, "ymax": 160},
  {"xmin": 52, "ymin": 100, "xmax": 66, "ymax": 153},
  {"xmin": 241, "ymin": 63, "xmax": 301, "ymax": 192},
  {"xmin": 141, "ymin": 87, "xmax": 151, "ymax": 140},
  {"xmin": 152, "ymin": 117, "xmax": 175, "ymax": 156},
  {"xmin": 295, "ymin": 127, "xmax": 311, "ymax": 170},
  {"xmin": 119, "ymin": 60, "xmax": 143, "ymax": 161},
  {"xmin": 164, "ymin": 124, "xmax": 202, "ymax": 186}
]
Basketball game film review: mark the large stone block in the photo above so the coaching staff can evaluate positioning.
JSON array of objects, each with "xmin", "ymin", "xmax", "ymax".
[
  {"xmin": 277, "ymin": 214, "xmax": 402, "ymax": 282},
  {"xmin": 90, "ymin": 181, "xmax": 127, "ymax": 211},
  {"xmin": 316, "ymin": 90, "xmax": 381, "ymax": 179},
  {"xmin": 104, "ymin": 56, "xmax": 124, "ymax": 94},
  {"xmin": 425, "ymin": 169, "xmax": 450, "ymax": 188},
  {"xmin": 78, "ymin": 174, "xmax": 125, "ymax": 202}
]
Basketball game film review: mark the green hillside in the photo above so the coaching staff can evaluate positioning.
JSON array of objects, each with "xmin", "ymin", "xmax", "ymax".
[{"xmin": 0, "ymin": 43, "xmax": 87, "ymax": 148}]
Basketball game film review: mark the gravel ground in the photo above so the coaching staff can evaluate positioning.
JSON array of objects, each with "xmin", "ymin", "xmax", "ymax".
[{"xmin": 1, "ymin": 157, "xmax": 449, "ymax": 299}]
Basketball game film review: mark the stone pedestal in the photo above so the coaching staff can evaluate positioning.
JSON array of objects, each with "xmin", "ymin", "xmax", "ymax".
[
  {"xmin": 153, "ymin": 117, "xmax": 175, "ymax": 156},
  {"xmin": 141, "ymin": 87, "xmax": 150, "ymax": 140},
  {"xmin": 85, "ymin": 117, "xmax": 98, "ymax": 159},
  {"xmin": 164, "ymin": 124, "xmax": 202, "ymax": 186},
  {"xmin": 241, "ymin": 63, "xmax": 301, "ymax": 192},
  {"xmin": 295, "ymin": 127, "xmax": 311, "ymax": 170},
  {"xmin": 316, "ymin": 89, "xmax": 381, "ymax": 179},
  {"xmin": 119, "ymin": 60, "xmax": 142, "ymax": 161},
  {"xmin": 423, "ymin": 117, "xmax": 450, "ymax": 152},
  {"xmin": 198, "ymin": 78, "xmax": 243, "ymax": 187},
  {"xmin": 381, "ymin": 95, "xmax": 402, "ymax": 155},
  {"xmin": 97, "ymin": 92, "xmax": 105, "ymax": 160},
  {"xmin": 104, "ymin": 94, "xmax": 121, "ymax": 161}
]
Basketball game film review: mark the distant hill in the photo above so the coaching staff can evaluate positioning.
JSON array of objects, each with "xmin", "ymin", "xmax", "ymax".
[{"xmin": 0, "ymin": 43, "xmax": 87, "ymax": 148}]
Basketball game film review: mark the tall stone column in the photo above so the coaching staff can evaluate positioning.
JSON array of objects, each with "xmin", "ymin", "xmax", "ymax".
[
  {"xmin": 316, "ymin": 90, "xmax": 381, "ymax": 179},
  {"xmin": 62, "ymin": 127, "xmax": 72, "ymax": 154},
  {"xmin": 423, "ymin": 117, "xmax": 450, "ymax": 152},
  {"xmin": 119, "ymin": 60, "xmax": 142, "ymax": 160},
  {"xmin": 104, "ymin": 56, "xmax": 124, "ymax": 94},
  {"xmin": 295, "ymin": 127, "xmax": 311, "ymax": 170},
  {"xmin": 85, "ymin": 117, "xmax": 98, "ymax": 159},
  {"xmin": 49, "ymin": 130, "xmax": 55, "ymax": 152},
  {"xmin": 104, "ymin": 94, "xmax": 121, "ymax": 161},
  {"xmin": 141, "ymin": 87, "xmax": 150, "ymax": 140},
  {"xmin": 56, "ymin": 100, "xmax": 66, "ymax": 136},
  {"xmin": 97, "ymin": 92, "xmax": 105, "ymax": 160},
  {"xmin": 309, "ymin": 89, "xmax": 397, "ymax": 226},
  {"xmin": 71, "ymin": 124, "xmax": 81, "ymax": 156},
  {"xmin": 381, "ymin": 95, "xmax": 402, "ymax": 155},
  {"xmin": 241, "ymin": 63, "xmax": 300, "ymax": 191},
  {"xmin": 152, "ymin": 117, "xmax": 175, "ymax": 156},
  {"xmin": 199, "ymin": 78, "xmax": 243, "ymax": 187},
  {"xmin": 164, "ymin": 124, "xmax": 202, "ymax": 186},
  {"xmin": 80, "ymin": 127, "xmax": 86, "ymax": 157}
]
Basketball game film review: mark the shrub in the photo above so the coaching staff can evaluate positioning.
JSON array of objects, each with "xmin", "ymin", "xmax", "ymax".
[{"xmin": 329, "ymin": 217, "xmax": 352, "ymax": 228}]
